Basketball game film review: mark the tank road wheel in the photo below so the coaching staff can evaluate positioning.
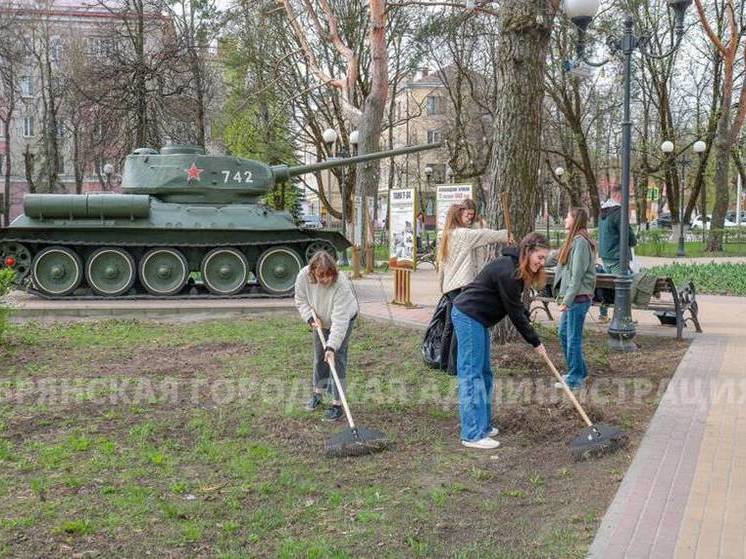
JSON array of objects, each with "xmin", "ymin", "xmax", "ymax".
[
  {"xmin": 86, "ymin": 248, "xmax": 136, "ymax": 297},
  {"xmin": 31, "ymin": 246, "xmax": 83, "ymax": 296},
  {"xmin": 305, "ymin": 240, "xmax": 337, "ymax": 262},
  {"xmin": 139, "ymin": 248, "xmax": 189, "ymax": 296},
  {"xmin": 0, "ymin": 243, "xmax": 32, "ymax": 282},
  {"xmin": 201, "ymin": 248, "xmax": 248, "ymax": 296},
  {"xmin": 256, "ymin": 247, "xmax": 303, "ymax": 296}
]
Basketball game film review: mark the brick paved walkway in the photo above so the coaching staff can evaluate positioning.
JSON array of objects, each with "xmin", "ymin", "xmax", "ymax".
[{"xmin": 353, "ymin": 266, "xmax": 746, "ymax": 559}]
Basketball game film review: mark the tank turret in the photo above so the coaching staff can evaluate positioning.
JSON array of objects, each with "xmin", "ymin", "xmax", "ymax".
[
  {"xmin": 1, "ymin": 142, "xmax": 441, "ymax": 298},
  {"xmin": 121, "ymin": 143, "xmax": 441, "ymax": 204}
]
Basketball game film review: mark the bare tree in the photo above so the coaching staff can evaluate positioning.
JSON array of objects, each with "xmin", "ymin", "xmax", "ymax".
[
  {"xmin": 0, "ymin": 1, "xmax": 21, "ymax": 225},
  {"xmin": 694, "ymin": 0, "xmax": 746, "ymax": 251}
]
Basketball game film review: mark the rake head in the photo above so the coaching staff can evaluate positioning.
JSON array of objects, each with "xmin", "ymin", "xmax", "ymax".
[
  {"xmin": 325, "ymin": 427, "xmax": 391, "ymax": 458},
  {"xmin": 569, "ymin": 423, "xmax": 628, "ymax": 461}
]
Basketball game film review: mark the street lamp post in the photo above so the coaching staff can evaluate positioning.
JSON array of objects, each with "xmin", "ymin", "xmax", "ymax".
[
  {"xmin": 554, "ymin": 166, "xmax": 565, "ymax": 247},
  {"xmin": 423, "ymin": 166, "xmax": 433, "ymax": 212},
  {"xmin": 661, "ymin": 140, "xmax": 706, "ymax": 257},
  {"xmin": 692, "ymin": 140, "xmax": 707, "ymax": 244},
  {"xmin": 564, "ymin": 0, "xmax": 692, "ymax": 351},
  {"xmin": 544, "ymin": 178, "xmax": 552, "ymax": 241},
  {"xmin": 103, "ymin": 163, "xmax": 115, "ymax": 190}
]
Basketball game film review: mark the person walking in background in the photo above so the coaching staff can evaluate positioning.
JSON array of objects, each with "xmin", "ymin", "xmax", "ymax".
[
  {"xmin": 451, "ymin": 232, "xmax": 550, "ymax": 449},
  {"xmin": 598, "ymin": 185, "xmax": 637, "ymax": 321},
  {"xmin": 553, "ymin": 208, "xmax": 597, "ymax": 391},
  {"xmin": 294, "ymin": 251, "xmax": 359, "ymax": 421}
]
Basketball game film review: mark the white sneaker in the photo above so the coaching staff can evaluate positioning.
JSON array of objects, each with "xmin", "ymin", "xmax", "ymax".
[
  {"xmin": 461, "ymin": 437, "xmax": 500, "ymax": 450},
  {"xmin": 554, "ymin": 374, "xmax": 570, "ymax": 389},
  {"xmin": 489, "ymin": 427, "xmax": 499, "ymax": 437}
]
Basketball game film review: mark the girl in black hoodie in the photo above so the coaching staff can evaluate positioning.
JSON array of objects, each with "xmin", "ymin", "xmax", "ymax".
[{"xmin": 451, "ymin": 232, "xmax": 550, "ymax": 449}]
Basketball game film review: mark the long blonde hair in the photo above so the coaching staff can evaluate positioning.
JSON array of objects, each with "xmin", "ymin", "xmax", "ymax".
[
  {"xmin": 437, "ymin": 204, "xmax": 465, "ymax": 264},
  {"xmin": 558, "ymin": 207, "xmax": 596, "ymax": 265}
]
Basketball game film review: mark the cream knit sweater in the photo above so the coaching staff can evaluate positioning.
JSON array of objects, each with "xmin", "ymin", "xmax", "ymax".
[
  {"xmin": 439, "ymin": 227, "xmax": 508, "ymax": 294},
  {"xmin": 294, "ymin": 266, "xmax": 359, "ymax": 350}
]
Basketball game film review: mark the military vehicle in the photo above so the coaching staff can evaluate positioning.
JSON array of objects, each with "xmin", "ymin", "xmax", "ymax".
[{"xmin": 0, "ymin": 143, "xmax": 437, "ymax": 298}]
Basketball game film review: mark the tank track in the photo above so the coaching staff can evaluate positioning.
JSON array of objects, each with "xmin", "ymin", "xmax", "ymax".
[
  {"xmin": 1, "ymin": 236, "xmax": 340, "ymax": 299},
  {"xmin": 19, "ymin": 284, "xmax": 292, "ymax": 300}
]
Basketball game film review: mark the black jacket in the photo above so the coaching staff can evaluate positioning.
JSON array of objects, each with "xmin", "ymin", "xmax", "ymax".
[{"xmin": 453, "ymin": 248, "xmax": 541, "ymax": 347}]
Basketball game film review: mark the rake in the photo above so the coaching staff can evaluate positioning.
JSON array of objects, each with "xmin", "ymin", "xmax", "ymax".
[
  {"xmin": 311, "ymin": 310, "xmax": 390, "ymax": 458},
  {"xmin": 540, "ymin": 352, "xmax": 628, "ymax": 460}
]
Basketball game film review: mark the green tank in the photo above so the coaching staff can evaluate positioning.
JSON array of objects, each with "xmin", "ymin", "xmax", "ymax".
[{"xmin": 0, "ymin": 143, "xmax": 438, "ymax": 297}]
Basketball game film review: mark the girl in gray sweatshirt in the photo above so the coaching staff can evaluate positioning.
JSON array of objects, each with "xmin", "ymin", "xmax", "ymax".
[{"xmin": 294, "ymin": 251, "xmax": 359, "ymax": 421}]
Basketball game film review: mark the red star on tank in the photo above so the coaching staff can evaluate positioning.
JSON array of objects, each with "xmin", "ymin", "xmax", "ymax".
[{"xmin": 186, "ymin": 161, "xmax": 203, "ymax": 182}]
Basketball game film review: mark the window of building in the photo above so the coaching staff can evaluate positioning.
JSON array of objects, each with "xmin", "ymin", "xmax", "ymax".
[
  {"xmin": 427, "ymin": 130, "xmax": 442, "ymax": 144},
  {"xmin": 20, "ymin": 76, "xmax": 33, "ymax": 97},
  {"xmin": 22, "ymin": 36, "xmax": 33, "ymax": 58},
  {"xmin": 57, "ymin": 154, "xmax": 65, "ymax": 175},
  {"xmin": 86, "ymin": 37, "xmax": 115, "ymax": 59},
  {"xmin": 50, "ymin": 37, "xmax": 62, "ymax": 62},
  {"xmin": 23, "ymin": 116, "xmax": 34, "ymax": 137},
  {"xmin": 425, "ymin": 95, "xmax": 443, "ymax": 116}
]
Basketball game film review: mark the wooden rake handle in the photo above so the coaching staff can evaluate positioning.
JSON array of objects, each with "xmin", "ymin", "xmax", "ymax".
[
  {"xmin": 539, "ymin": 351, "xmax": 593, "ymax": 428},
  {"xmin": 310, "ymin": 309, "xmax": 356, "ymax": 430},
  {"xmin": 500, "ymin": 191, "xmax": 513, "ymax": 242}
]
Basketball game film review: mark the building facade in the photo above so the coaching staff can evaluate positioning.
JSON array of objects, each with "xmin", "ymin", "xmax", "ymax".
[{"xmin": 0, "ymin": 0, "xmax": 219, "ymax": 224}]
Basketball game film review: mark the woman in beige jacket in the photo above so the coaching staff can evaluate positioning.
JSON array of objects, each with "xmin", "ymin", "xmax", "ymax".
[{"xmin": 438, "ymin": 204, "xmax": 509, "ymax": 295}]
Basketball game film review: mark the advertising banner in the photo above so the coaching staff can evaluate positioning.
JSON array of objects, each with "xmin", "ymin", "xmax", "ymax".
[
  {"xmin": 389, "ymin": 189, "xmax": 416, "ymax": 267},
  {"xmin": 436, "ymin": 184, "xmax": 474, "ymax": 232}
]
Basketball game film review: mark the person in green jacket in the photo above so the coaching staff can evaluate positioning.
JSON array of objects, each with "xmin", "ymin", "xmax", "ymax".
[
  {"xmin": 553, "ymin": 207, "xmax": 597, "ymax": 390},
  {"xmin": 598, "ymin": 185, "xmax": 637, "ymax": 321}
]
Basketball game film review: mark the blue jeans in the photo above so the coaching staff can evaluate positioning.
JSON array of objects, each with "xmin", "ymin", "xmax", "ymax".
[
  {"xmin": 558, "ymin": 300, "xmax": 591, "ymax": 388},
  {"xmin": 451, "ymin": 306, "xmax": 493, "ymax": 442}
]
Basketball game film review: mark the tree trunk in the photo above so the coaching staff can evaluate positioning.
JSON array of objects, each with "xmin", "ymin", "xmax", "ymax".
[
  {"xmin": 708, "ymin": 107, "xmax": 731, "ymax": 252},
  {"xmin": 24, "ymin": 144, "xmax": 36, "ymax": 194},
  {"xmin": 486, "ymin": 0, "xmax": 554, "ymax": 344},
  {"xmin": 135, "ymin": 7, "xmax": 147, "ymax": 147},
  {"xmin": 190, "ymin": 49, "xmax": 206, "ymax": 147},
  {"xmin": 352, "ymin": 0, "xmax": 388, "ymax": 273},
  {"xmin": 73, "ymin": 124, "xmax": 83, "ymax": 194},
  {"xmin": 3, "ymin": 118, "xmax": 10, "ymax": 226},
  {"xmin": 486, "ymin": 0, "xmax": 552, "ymax": 237}
]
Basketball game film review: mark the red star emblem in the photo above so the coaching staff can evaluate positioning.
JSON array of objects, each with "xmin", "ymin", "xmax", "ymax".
[{"xmin": 186, "ymin": 161, "xmax": 203, "ymax": 182}]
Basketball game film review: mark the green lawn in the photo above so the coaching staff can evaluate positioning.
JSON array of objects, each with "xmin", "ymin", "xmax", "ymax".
[
  {"xmin": 0, "ymin": 315, "xmax": 687, "ymax": 558},
  {"xmin": 646, "ymin": 262, "xmax": 746, "ymax": 296},
  {"xmin": 635, "ymin": 241, "xmax": 746, "ymax": 258}
]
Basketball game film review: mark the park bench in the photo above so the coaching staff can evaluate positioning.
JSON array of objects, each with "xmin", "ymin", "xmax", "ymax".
[{"xmin": 530, "ymin": 270, "xmax": 702, "ymax": 340}]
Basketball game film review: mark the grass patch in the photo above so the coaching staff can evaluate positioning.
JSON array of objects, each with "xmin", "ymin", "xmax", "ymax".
[{"xmin": 0, "ymin": 314, "xmax": 688, "ymax": 557}]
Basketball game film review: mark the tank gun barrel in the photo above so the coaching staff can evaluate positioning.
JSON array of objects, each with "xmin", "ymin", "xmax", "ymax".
[{"xmin": 271, "ymin": 142, "xmax": 442, "ymax": 182}]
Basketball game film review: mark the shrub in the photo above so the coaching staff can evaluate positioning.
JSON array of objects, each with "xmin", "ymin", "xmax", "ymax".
[{"xmin": 647, "ymin": 262, "xmax": 746, "ymax": 296}]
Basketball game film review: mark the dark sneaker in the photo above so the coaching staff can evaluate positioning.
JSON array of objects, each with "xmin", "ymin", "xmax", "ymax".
[
  {"xmin": 323, "ymin": 405, "xmax": 343, "ymax": 421},
  {"xmin": 305, "ymin": 393, "xmax": 322, "ymax": 411}
]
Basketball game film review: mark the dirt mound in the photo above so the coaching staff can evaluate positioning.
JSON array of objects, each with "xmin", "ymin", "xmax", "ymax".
[{"xmin": 496, "ymin": 401, "xmax": 608, "ymax": 443}]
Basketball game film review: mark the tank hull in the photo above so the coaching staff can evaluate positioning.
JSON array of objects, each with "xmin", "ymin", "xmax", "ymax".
[{"xmin": 0, "ymin": 201, "xmax": 350, "ymax": 298}]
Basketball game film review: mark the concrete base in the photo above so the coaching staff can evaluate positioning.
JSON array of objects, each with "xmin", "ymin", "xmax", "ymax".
[{"xmin": 5, "ymin": 290, "xmax": 296, "ymax": 323}]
